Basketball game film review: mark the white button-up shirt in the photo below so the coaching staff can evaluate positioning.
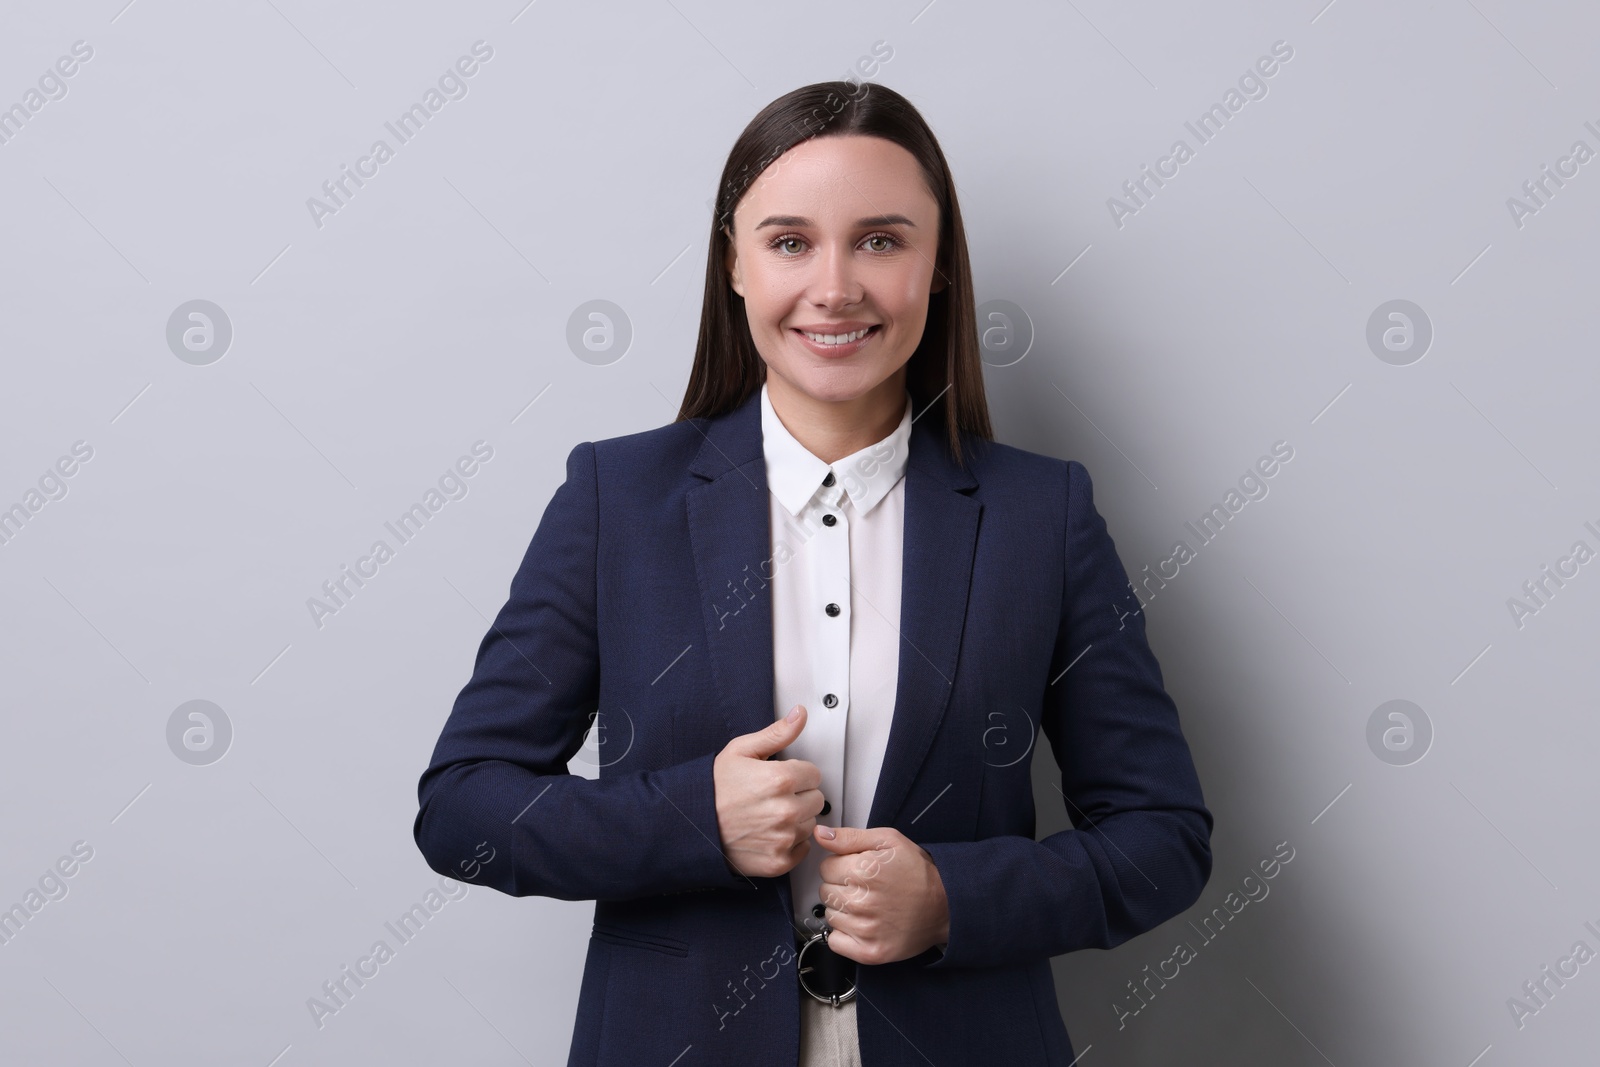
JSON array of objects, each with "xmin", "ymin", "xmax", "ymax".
[{"xmin": 759, "ymin": 380, "xmax": 913, "ymax": 934}]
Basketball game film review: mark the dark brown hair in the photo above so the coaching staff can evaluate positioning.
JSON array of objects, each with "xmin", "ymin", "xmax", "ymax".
[{"xmin": 675, "ymin": 80, "xmax": 992, "ymax": 467}]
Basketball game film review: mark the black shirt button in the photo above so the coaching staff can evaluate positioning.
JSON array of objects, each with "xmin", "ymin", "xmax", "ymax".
[
  {"xmin": 822, "ymin": 471, "xmax": 835, "ymax": 487},
  {"xmin": 823, "ymin": 693, "xmax": 837, "ymax": 708},
  {"xmin": 812, "ymin": 903, "xmax": 826, "ymax": 917},
  {"xmin": 825, "ymin": 603, "xmax": 840, "ymax": 617},
  {"xmin": 822, "ymin": 514, "xmax": 837, "ymax": 527},
  {"xmin": 819, "ymin": 799, "xmax": 831, "ymax": 816}
]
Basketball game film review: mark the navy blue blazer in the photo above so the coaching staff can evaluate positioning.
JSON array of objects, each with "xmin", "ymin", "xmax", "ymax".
[{"xmin": 413, "ymin": 386, "xmax": 1212, "ymax": 1066}]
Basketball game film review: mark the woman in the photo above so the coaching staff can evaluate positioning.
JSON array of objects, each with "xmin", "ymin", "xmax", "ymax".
[{"xmin": 414, "ymin": 80, "xmax": 1212, "ymax": 1066}]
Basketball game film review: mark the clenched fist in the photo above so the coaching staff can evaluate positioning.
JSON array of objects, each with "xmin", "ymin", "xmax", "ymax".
[{"xmin": 712, "ymin": 704, "xmax": 827, "ymax": 879}]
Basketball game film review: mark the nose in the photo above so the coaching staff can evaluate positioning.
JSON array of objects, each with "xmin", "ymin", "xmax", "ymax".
[{"xmin": 809, "ymin": 241, "xmax": 863, "ymax": 309}]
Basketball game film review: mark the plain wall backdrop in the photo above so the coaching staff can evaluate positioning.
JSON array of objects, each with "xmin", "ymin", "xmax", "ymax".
[{"xmin": 2, "ymin": 1, "xmax": 1597, "ymax": 1063}]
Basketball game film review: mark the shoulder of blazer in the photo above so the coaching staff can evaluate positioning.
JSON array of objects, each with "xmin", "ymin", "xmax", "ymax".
[
  {"xmin": 580, "ymin": 416, "xmax": 719, "ymax": 489},
  {"xmin": 950, "ymin": 435, "xmax": 1082, "ymax": 498}
]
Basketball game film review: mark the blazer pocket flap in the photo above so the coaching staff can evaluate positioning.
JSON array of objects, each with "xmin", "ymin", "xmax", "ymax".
[{"xmin": 591, "ymin": 921, "xmax": 689, "ymax": 957}]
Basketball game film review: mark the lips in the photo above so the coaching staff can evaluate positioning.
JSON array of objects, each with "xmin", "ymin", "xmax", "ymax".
[
  {"xmin": 792, "ymin": 323, "xmax": 880, "ymax": 358},
  {"xmin": 795, "ymin": 324, "xmax": 877, "ymax": 343}
]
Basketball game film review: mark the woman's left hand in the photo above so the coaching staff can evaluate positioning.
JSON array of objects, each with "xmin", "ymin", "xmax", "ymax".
[{"xmin": 812, "ymin": 824, "xmax": 950, "ymax": 965}]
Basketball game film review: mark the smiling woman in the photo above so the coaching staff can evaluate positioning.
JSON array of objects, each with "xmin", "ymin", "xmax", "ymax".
[
  {"xmin": 683, "ymin": 84, "xmax": 990, "ymax": 468},
  {"xmin": 414, "ymin": 80, "xmax": 1212, "ymax": 1067},
  {"xmin": 722, "ymin": 135, "xmax": 945, "ymax": 461}
]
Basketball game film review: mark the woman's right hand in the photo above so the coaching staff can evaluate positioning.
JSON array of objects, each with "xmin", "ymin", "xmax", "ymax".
[{"xmin": 712, "ymin": 705, "xmax": 825, "ymax": 879}]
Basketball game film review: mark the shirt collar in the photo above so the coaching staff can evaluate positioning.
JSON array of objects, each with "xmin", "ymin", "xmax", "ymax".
[{"xmin": 760, "ymin": 380, "xmax": 913, "ymax": 518}]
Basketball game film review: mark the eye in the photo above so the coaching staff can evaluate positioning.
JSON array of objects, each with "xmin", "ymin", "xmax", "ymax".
[{"xmin": 764, "ymin": 232, "xmax": 906, "ymax": 256}]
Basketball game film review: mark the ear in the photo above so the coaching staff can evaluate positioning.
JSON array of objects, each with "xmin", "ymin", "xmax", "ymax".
[
  {"xmin": 929, "ymin": 268, "xmax": 948, "ymax": 295},
  {"xmin": 723, "ymin": 229, "xmax": 745, "ymax": 297}
]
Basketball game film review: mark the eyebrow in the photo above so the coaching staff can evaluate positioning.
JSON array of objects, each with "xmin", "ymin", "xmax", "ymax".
[{"xmin": 753, "ymin": 214, "xmax": 918, "ymax": 230}]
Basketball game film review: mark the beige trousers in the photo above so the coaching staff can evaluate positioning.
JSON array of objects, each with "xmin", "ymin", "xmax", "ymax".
[{"xmin": 797, "ymin": 987, "xmax": 863, "ymax": 1067}]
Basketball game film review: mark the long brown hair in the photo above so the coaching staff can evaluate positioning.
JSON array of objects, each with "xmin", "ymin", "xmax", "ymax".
[{"xmin": 675, "ymin": 81, "xmax": 992, "ymax": 468}]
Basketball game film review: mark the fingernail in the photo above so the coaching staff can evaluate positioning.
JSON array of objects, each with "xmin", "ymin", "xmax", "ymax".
[
  {"xmin": 787, "ymin": 705, "xmax": 801, "ymax": 723},
  {"xmin": 819, "ymin": 825, "xmax": 836, "ymax": 840}
]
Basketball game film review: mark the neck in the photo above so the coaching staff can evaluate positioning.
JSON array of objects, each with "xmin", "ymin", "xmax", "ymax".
[{"xmin": 767, "ymin": 372, "xmax": 908, "ymax": 464}]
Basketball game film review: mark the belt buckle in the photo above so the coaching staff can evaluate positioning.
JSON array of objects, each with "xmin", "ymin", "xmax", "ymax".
[{"xmin": 797, "ymin": 929, "xmax": 857, "ymax": 1007}]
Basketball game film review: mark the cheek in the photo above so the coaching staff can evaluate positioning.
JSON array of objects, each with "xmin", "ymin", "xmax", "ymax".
[
  {"xmin": 882, "ymin": 278, "xmax": 930, "ymax": 328},
  {"xmin": 889, "ymin": 258, "xmax": 935, "ymax": 306},
  {"xmin": 742, "ymin": 267, "xmax": 795, "ymax": 325}
]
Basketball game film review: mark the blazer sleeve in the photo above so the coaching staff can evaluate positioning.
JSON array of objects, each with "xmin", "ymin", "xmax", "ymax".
[
  {"xmin": 412, "ymin": 441, "xmax": 754, "ymax": 901},
  {"xmin": 919, "ymin": 459, "xmax": 1213, "ymax": 970}
]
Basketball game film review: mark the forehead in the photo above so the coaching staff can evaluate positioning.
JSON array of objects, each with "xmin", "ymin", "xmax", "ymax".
[{"xmin": 736, "ymin": 135, "xmax": 936, "ymax": 222}]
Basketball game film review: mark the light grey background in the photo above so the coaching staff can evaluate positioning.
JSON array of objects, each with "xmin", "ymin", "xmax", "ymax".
[{"xmin": 2, "ymin": 1, "xmax": 1596, "ymax": 1064}]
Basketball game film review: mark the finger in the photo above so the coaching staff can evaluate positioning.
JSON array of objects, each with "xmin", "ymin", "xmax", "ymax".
[
  {"xmin": 727, "ymin": 704, "xmax": 806, "ymax": 760},
  {"xmin": 795, "ymin": 786, "xmax": 829, "ymax": 820},
  {"xmin": 819, "ymin": 825, "xmax": 898, "ymax": 854},
  {"xmin": 821, "ymin": 925, "xmax": 867, "ymax": 964},
  {"xmin": 786, "ymin": 759, "xmax": 823, "ymax": 792}
]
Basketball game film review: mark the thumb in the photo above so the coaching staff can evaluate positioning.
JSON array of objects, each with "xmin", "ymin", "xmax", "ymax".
[
  {"xmin": 726, "ymin": 703, "xmax": 806, "ymax": 760},
  {"xmin": 812, "ymin": 823, "xmax": 865, "ymax": 853}
]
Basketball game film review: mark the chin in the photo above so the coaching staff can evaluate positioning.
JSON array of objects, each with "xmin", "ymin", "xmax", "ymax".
[{"xmin": 787, "ymin": 367, "xmax": 886, "ymax": 405}]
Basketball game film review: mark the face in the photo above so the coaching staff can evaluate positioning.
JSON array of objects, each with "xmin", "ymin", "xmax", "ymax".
[{"xmin": 724, "ymin": 134, "xmax": 946, "ymax": 410}]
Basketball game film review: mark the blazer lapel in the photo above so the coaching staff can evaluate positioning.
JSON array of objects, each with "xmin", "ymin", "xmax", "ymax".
[
  {"xmin": 685, "ymin": 388, "xmax": 983, "ymax": 831},
  {"xmin": 866, "ymin": 412, "xmax": 981, "ymax": 829},
  {"xmin": 686, "ymin": 390, "xmax": 776, "ymax": 747}
]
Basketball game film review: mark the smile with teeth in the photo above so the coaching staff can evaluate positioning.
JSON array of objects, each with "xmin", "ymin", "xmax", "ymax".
[{"xmin": 798, "ymin": 325, "xmax": 878, "ymax": 345}]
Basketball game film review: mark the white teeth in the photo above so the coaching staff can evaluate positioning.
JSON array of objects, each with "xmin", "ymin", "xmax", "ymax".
[{"xmin": 801, "ymin": 327, "xmax": 873, "ymax": 345}]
